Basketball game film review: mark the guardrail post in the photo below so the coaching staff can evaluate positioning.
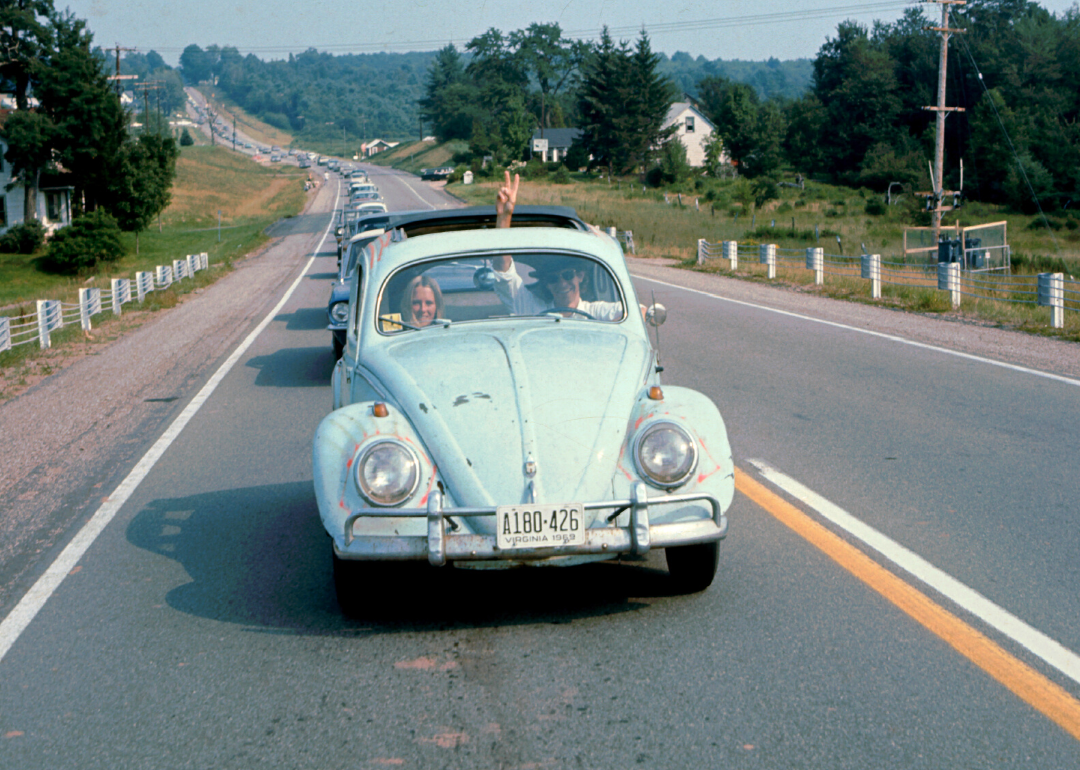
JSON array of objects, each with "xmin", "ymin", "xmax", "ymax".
[
  {"xmin": 201, "ymin": 252, "xmax": 209, "ymax": 269},
  {"xmin": 622, "ymin": 232, "xmax": 634, "ymax": 255},
  {"xmin": 760, "ymin": 243, "xmax": 776, "ymax": 279},
  {"xmin": 1038, "ymin": 272, "xmax": 1064, "ymax": 329},
  {"xmin": 136, "ymin": 271, "xmax": 152, "ymax": 302},
  {"xmin": 111, "ymin": 278, "xmax": 125, "ymax": 315},
  {"xmin": 806, "ymin": 247, "xmax": 824, "ymax": 285},
  {"xmin": 37, "ymin": 299, "xmax": 55, "ymax": 348},
  {"xmin": 156, "ymin": 265, "xmax": 173, "ymax": 287},
  {"xmin": 0, "ymin": 317, "xmax": 10, "ymax": 353},
  {"xmin": 938, "ymin": 262, "xmax": 961, "ymax": 308},
  {"xmin": 78, "ymin": 287, "xmax": 101, "ymax": 331},
  {"xmin": 697, "ymin": 238, "xmax": 707, "ymax": 265},
  {"xmin": 861, "ymin": 254, "xmax": 881, "ymax": 299},
  {"xmin": 173, "ymin": 258, "xmax": 187, "ymax": 280},
  {"xmin": 723, "ymin": 240, "xmax": 738, "ymax": 270},
  {"xmin": 186, "ymin": 254, "xmax": 197, "ymax": 276}
]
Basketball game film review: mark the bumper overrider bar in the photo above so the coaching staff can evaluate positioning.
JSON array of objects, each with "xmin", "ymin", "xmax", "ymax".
[{"xmin": 338, "ymin": 481, "xmax": 727, "ymax": 566}]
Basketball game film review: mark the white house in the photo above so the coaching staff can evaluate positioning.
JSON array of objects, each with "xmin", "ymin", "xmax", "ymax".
[
  {"xmin": 662, "ymin": 101, "xmax": 724, "ymax": 168},
  {"xmin": 361, "ymin": 139, "xmax": 399, "ymax": 157},
  {"xmin": 0, "ymin": 132, "xmax": 73, "ymax": 235}
]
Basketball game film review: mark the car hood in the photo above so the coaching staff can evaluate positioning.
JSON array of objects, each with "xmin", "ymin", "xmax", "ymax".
[{"xmin": 363, "ymin": 323, "xmax": 651, "ymax": 517}]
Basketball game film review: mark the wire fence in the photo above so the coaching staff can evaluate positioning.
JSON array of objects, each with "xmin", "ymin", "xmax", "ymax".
[
  {"xmin": 697, "ymin": 239, "xmax": 1077, "ymax": 330},
  {"xmin": 0, "ymin": 253, "xmax": 210, "ymax": 354}
]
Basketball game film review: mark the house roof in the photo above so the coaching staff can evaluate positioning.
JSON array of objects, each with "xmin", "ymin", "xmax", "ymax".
[
  {"xmin": 530, "ymin": 128, "xmax": 582, "ymax": 149},
  {"xmin": 663, "ymin": 102, "xmax": 715, "ymax": 131}
]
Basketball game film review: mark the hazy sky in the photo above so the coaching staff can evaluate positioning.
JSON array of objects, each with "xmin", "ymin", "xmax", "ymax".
[{"xmin": 67, "ymin": 0, "xmax": 1078, "ymax": 65}]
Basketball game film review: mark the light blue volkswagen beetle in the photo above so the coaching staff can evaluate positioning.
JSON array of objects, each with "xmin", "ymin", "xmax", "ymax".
[{"xmin": 313, "ymin": 221, "xmax": 734, "ymax": 615}]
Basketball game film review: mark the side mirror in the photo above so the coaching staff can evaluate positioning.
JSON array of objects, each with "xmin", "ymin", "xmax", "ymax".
[
  {"xmin": 473, "ymin": 267, "xmax": 496, "ymax": 290},
  {"xmin": 646, "ymin": 303, "xmax": 667, "ymax": 327}
]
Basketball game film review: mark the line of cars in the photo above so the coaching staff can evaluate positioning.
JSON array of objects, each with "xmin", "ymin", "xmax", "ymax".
[{"xmin": 314, "ymin": 199, "xmax": 735, "ymax": 616}]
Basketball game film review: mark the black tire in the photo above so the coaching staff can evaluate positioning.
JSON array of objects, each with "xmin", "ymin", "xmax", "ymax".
[
  {"xmin": 332, "ymin": 550, "xmax": 371, "ymax": 618},
  {"xmin": 666, "ymin": 541, "xmax": 720, "ymax": 594},
  {"xmin": 332, "ymin": 335, "xmax": 344, "ymax": 361}
]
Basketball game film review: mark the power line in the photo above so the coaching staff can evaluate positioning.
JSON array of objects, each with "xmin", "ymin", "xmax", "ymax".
[{"xmin": 130, "ymin": 2, "xmax": 918, "ymax": 56}]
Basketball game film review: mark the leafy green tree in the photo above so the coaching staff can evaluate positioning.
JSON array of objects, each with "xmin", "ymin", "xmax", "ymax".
[
  {"xmin": 179, "ymin": 128, "xmax": 195, "ymax": 146},
  {"xmin": 510, "ymin": 23, "xmax": 588, "ymax": 131},
  {"xmin": 419, "ymin": 44, "xmax": 477, "ymax": 141},
  {"xmin": 179, "ymin": 44, "xmax": 212, "ymax": 84},
  {"xmin": 623, "ymin": 31, "xmax": 678, "ymax": 174},
  {"xmin": 0, "ymin": 0, "xmax": 53, "ymax": 108},
  {"xmin": 35, "ymin": 10, "xmax": 128, "ymax": 213},
  {"xmin": 2, "ymin": 108, "xmax": 55, "ymax": 222},
  {"xmin": 108, "ymin": 133, "xmax": 179, "ymax": 253}
]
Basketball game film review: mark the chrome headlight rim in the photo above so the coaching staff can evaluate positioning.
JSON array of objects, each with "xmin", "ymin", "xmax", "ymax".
[
  {"xmin": 353, "ymin": 439, "xmax": 421, "ymax": 507},
  {"xmin": 633, "ymin": 420, "xmax": 698, "ymax": 489},
  {"xmin": 329, "ymin": 301, "xmax": 350, "ymax": 324}
]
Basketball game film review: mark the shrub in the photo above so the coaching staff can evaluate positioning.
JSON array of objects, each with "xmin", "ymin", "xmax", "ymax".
[
  {"xmin": 179, "ymin": 128, "xmax": 194, "ymax": 146},
  {"xmin": 42, "ymin": 209, "xmax": 124, "ymax": 275},
  {"xmin": 0, "ymin": 219, "xmax": 46, "ymax": 254},
  {"xmin": 552, "ymin": 166, "xmax": 571, "ymax": 184},
  {"xmin": 522, "ymin": 159, "xmax": 548, "ymax": 179},
  {"xmin": 865, "ymin": 198, "xmax": 887, "ymax": 216}
]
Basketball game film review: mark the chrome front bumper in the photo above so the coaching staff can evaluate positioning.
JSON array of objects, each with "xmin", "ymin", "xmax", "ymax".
[{"xmin": 336, "ymin": 481, "xmax": 727, "ymax": 566}]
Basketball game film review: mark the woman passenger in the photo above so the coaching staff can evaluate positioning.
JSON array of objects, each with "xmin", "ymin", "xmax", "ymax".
[{"xmin": 401, "ymin": 274, "xmax": 444, "ymax": 327}]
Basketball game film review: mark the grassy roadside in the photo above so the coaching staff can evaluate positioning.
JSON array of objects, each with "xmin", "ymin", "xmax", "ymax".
[
  {"xmin": 196, "ymin": 86, "xmax": 294, "ymax": 149},
  {"xmin": 0, "ymin": 144, "xmax": 311, "ymax": 396},
  {"xmin": 448, "ymin": 172, "xmax": 1080, "ymax": 341}
]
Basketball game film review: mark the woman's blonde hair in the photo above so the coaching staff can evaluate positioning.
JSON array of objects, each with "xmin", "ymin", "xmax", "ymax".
[{"xmin": 401, "ymin": 274, "xmax": 445, "ymax": 324}]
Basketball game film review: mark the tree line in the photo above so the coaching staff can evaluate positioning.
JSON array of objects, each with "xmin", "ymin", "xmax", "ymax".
[{"xmin": 0, "ymin": 0, "xmax": 178, "ymax": 269}]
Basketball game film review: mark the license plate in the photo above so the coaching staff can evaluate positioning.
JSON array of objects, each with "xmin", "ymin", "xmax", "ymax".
[{"xmin": 496, "ymin": 503, "xmax": 585, "ymax": 550}]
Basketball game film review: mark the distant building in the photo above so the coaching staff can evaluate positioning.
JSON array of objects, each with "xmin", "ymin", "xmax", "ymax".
[
  {"xmin": 361, "ymin": 139, "xmax": 399, "ymax": 157},
  {"xmin": 0, "ymin": 125, "xmax": 73, "ymax": 235},
  {"xmin": 662, "ymin": 101, "xmax": 723, "ymax": 168},
  {"xmin": 530, "ymin": 128, "xmax": 582, "ymax": 164}
]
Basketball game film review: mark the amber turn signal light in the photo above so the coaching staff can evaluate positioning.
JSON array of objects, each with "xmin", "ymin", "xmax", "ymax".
[
  {"xmin": 372, "ymin": 402, "xmax": 389, "ymax": 418},
  {"xmin": 648, "ymin": 386, "xmax": 663, "ymax": 400}
]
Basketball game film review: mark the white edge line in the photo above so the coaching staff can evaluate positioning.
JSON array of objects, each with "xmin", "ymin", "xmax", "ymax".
[
  {"xmin": 632, "ymin": 273, "xmax": 1080, "ymax": 388},
  {"xmin": 746, "ymin": 458, "xmax": 1080, "ymax": 686},
  {"xmin": 0, "ymin": 181, "xmax": 341, "ymax": 664}
]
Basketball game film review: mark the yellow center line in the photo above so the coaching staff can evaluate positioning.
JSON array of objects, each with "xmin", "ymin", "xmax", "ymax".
[{"xmin": 734, "ymin": 467, "xmax": 1080, "ymax": 741}]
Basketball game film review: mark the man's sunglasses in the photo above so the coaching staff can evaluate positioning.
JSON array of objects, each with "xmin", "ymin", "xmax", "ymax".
[{"xmin": 540, "ymin": 269, "xmax": 578, "ymax": 283}]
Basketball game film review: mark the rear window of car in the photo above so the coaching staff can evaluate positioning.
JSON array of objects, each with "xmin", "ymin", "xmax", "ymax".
[{"xmin": 375, "ymin": 253, "xmax": 625, "ymax": 334}]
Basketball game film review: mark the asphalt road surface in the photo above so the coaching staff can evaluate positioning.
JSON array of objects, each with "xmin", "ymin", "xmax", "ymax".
[{"xmin": 1, "ymin": 166, "xmax": 1078, "ymax": 769}]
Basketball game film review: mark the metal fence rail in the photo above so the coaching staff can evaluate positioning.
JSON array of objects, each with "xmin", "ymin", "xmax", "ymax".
[
  {"xmin": 0, "ymin": 253, "xmax": 209, "ymax": 354},
  {"xmin": 696, "ymin": 238, "xmax": 1077, "ymax": 330}
]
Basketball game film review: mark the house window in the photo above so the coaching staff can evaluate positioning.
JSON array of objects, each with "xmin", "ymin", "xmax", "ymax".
[
  {"xmin": 685, "ymin": 116, "xmax": 695, "ymax": 133},
  {"xmin": 46, "ymin": 191, "xmax": 62, "ymax": 221}
]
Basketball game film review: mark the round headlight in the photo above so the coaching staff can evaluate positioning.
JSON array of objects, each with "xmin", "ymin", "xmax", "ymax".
[
  {"xmin": 329, "ymin": 301, "xmax": 349, "ymax": 324},
  {"xmin": 355, "ymin": 440, "xmax": 420, "ymax": 506},
  {"xmin": 634, "ymin": 422, "xmax": 697, "ymax": 488}
]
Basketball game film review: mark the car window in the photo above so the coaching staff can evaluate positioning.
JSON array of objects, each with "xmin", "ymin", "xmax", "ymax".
[{"xmin": 376, "ymin": 253, "xmax": 625, "ymax": 333}]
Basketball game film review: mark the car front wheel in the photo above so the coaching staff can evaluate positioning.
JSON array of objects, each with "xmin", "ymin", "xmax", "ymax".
[{"xmin": 666, "ymin": 541, "xmax": 719, "ymax": 593}]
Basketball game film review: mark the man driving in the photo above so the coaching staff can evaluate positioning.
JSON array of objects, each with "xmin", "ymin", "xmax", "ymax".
[{"xmin": 489, "ymin": 171, "xmax": 626, "ymax": 321}]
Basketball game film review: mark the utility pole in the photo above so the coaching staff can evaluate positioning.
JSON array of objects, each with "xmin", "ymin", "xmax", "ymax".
[
  {"xmin": 233, "ymin": 114, "xmax": 237, "ymax": 152},
  {"xmin": 922, "ymin": 0, "xmax": 966, "ymax": 244}
]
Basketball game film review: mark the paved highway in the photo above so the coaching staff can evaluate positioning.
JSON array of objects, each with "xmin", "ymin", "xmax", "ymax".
[{"xmin": 1, "ymin": 167, "xmax": 1078, "ymax": 768}]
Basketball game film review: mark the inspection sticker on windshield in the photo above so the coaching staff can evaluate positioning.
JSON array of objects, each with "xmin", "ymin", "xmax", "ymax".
[{"xmin": 496, "ymin": 503, "xmax": 585, "ymax": 550}]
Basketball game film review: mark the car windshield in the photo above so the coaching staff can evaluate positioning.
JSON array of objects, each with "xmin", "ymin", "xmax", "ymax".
[{"xmin": 376, "ymin": 253, "xmax": 626, "ymax": 333}]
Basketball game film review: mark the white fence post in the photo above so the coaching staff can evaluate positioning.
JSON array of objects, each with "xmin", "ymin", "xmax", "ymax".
[
  {"xmin": 136, "ymin": 271, "xmax": 153, "ymax": 302},
  {"xmin": 201, "ymin": 252, "xmax": 209, "ymax": 270},
  {"xmin": 111, "ymin": 278, "xmax": 125, "ymax": 315},
  {"xmin": 1038, "ymin": 272, "xmax": 1064, "ymax": 329},
  {"xmin": 806, "ymin": 247, "xmax": 824, "ymax": 286},
  {"xmin": 723, "ymin": 240, "xmax": 738, "ymax": 270},
  {"xmin": 187, "ymin": 254, "xmax": 197, "ymax": 277},
  {"xmin": 697, "ymin": 239, "xmax": 707, "ymax": 265},
  {"xmin": 37, "ymin": 299, "xmax": 55, "ymax": 349},
  {"xmin": 157, "ymin": 265, "xmax": 173, "ymax": 287},
  {"xmin": 760, "ymin": 243, "xmax": 776, "ymax": 280},
  {"xmin": 938, "ymin": 262, "xmax": 961, "ymax": 308},
  {"xmin": 0, "ymin": 317, "xmax": 10, "ymax": 353},
  {"xmin": 173, "ymin": 258, "xmax": 187, "ymax": 280},
  {"xmin": 78, "ymin": 287, "xmax": 101, "ymax": 331},
  {"xmin": 861, "ymin": 254, "xmax": 881, "ymax": 299}
]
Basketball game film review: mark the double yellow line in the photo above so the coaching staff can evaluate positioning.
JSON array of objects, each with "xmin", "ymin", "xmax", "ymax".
[{"xmin": 735, "ymin": 467, "xmax": 1080, "ymax": 741}]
